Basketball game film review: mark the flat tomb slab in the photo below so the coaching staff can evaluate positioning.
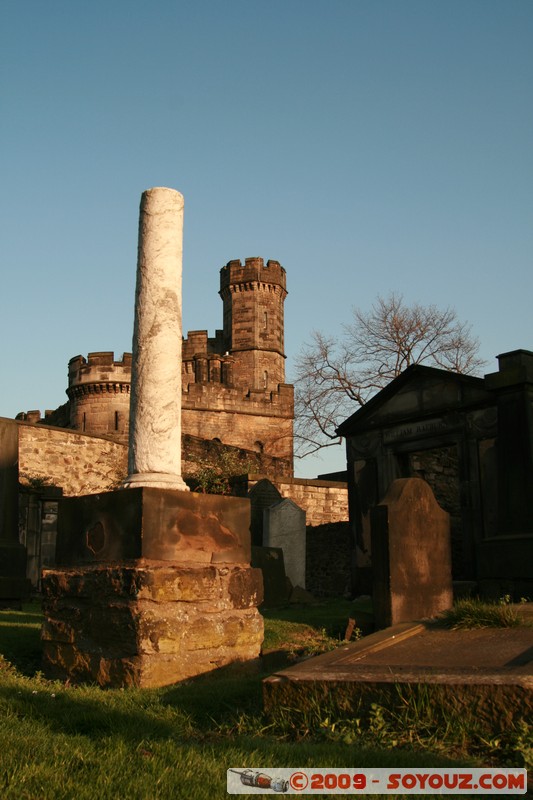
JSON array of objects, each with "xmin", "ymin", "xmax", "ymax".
[
  {"xmin": 330, "ymin": 624, "xmax": 533, "ymax": 671},
  {"xmin": 263, "ymin": 619, "xmax": 533, "ymax": 732}
]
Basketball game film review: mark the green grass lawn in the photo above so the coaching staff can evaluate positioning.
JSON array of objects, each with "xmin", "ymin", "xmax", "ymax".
[{"xmin": 0, "ymin": 600, "xmax": 530, "ymax": 799}]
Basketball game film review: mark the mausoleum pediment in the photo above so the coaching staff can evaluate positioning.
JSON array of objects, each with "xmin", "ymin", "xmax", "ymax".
[{"xmin": 337, "ymin": 364, "xmax": 492, "ymax": 436}]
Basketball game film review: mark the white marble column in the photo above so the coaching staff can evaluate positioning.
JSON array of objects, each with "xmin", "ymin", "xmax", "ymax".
[{"xmin": 122, "ymin": 187, "xmax": 189, "ymax": 490}]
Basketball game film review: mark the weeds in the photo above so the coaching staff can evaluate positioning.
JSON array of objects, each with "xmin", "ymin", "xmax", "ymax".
[{"xmin": 265, "ymin": 680, "xmax": 531, "ymax": 770}]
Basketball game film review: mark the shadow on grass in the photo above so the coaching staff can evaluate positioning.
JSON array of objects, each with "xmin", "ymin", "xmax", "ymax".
[
  {"xmin": 0, "ymin": 678, "xmax": 471, "ymax": 779},
  {"xmin": 159, "ymin": 662, "xmax": 265, "ymax": 726},
  {"xmin": 0, "ymin": 657, "xmax": 267, "ymax": 744},
  {"xmin": 0, "ymin": 680, "xmax": 184, "ymax": 741}
]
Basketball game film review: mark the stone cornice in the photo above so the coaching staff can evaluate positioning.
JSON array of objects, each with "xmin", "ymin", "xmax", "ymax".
[{"xmin": 67, "ymin": 383, "xmax": 131, "ymax": 399}]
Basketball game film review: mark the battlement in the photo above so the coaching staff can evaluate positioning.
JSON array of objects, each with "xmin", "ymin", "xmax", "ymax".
[
  {"xmin": 183, "ymin": 381, "xmax": 294, "ymax": 417},
  {"xmin": 220, "ymin": 258, "xmax": 286, "ymax": 292},
  {"xmin": 68, "ymin": 352, "xmax": 132, "ymax": 389},
  {"xmin": 182, "ymin": 330, "xmax": 225, "ymax": 360},
  {"xmin": 16, "ymin": 402, "xmax": 74, "ymax": 429}
]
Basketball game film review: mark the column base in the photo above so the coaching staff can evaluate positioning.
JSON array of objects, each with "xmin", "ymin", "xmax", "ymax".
[{"xmin": 120, "ymin": 472, "xmax": 190, "ymax": 491}]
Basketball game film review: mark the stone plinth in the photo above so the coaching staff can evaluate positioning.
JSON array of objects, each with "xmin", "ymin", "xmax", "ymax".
[
  {"xmin": 55, "ymin": 487, "xmax": 252, "ymax": 566},
  {"xmin": 42, "ymin": 488, "xmax": 264, "ymax": 687},
  {"xmin": 371, "ymin": 478, "xmax": 453, "ymax": 629}
]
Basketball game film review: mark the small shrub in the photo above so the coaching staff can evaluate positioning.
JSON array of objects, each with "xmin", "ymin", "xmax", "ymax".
[{"xmin": 188, "ymin": 450, "xmax": 252, "ymax": 495}]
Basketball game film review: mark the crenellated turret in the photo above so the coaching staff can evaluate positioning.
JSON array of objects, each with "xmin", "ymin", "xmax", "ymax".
[
  {"xmin": 219, "ymin": 258, "xmax": 287, "ymax": 391},
  {"xmin": 67, "ymin": 352, "xmax": 132, "ymax": 442}
]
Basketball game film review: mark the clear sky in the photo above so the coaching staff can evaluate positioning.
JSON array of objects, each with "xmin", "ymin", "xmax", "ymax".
[{"xmin": 1, "ymin": 0, "xmax": 531, "ymax": 478}]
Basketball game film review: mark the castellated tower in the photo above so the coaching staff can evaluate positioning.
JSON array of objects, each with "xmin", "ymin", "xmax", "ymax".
[
  {"xmin": 181, "ymin": 258, "xmax": 293, "ymax": 472},
  {"xmin": 219, "ymin": 257, "xmax": 287, "ymax": 391},
  {"xmin": 67, "ymin": 352, "xmax": 132, "ymax": 444}
]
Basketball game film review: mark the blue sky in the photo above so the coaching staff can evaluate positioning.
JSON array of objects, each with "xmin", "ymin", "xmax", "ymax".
[{"xmin": 1, "ymin": 0, "xmax": 532, "ymax": 477}]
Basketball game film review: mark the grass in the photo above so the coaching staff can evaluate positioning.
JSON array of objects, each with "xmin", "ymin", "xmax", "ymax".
[
  {"xmin": 440, "ymin": 598, "xmax": 524, "ymax": 630},
  {"xmin": 0, "ymin": 599, "xmax": 531, "ymax": 799},
  {"xmin": 262, "ymin": 597, "xmax": 357, "ymax": 635},
  {"xmin": 261, "ymin": 597, "xmax": 359, "ymax": 656},
  {"xmin": 0, "ymin": 603, "xmax": 42, "ymax": 674}
]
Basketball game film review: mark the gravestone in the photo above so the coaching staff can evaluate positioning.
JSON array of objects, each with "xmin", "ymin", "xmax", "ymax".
[
  {"xmin": 371, "ymin": 478, "xmax": 452, "ymax": 629},
  {"xmin": 248, "ymin": 479, "xmax": 282, "ymax": 547},
  {"xmin": 251, "ymin": 545, "xmax": 289, "ymax": 607},
  {"xmin": 264, "ymin": 498, "xmax": 306, "ymax": 589}
]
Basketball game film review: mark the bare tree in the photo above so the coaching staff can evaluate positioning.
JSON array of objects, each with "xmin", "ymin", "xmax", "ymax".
[{"xmin": 294, "ymin": 292, "xmax": 485, "ymax": 457}]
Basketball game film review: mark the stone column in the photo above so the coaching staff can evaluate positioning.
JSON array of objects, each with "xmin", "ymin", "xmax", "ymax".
[{"xmin": 122, "ymin": 187, "xmax": 189, "ymax": 491}]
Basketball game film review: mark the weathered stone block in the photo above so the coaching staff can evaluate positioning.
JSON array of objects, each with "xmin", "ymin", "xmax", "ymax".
[
  {"xmin": 227, "ymin": 567, "xmax": 264, "ymax": 608},
  {"xmin": 41, "ymin": 618, "xmax": 77, "ymax": 644},
  {"xmin": 42, "ymin": 562, "xmax": 264, "ymax": 687}
]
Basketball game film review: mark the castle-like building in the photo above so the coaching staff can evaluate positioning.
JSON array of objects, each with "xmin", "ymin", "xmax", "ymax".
[{"xmin": 19, "ymin": 257, "xmax": 295, "ymax": 476}]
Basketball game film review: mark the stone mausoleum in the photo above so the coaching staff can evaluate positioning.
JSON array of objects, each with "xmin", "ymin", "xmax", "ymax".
[
  {"xmin": 337, "ymin": 350, "xmax": 533, "ymax": 599},
  {"xmin": 18, "ymin": 257, "xmax": 294, "ymax": 477}
]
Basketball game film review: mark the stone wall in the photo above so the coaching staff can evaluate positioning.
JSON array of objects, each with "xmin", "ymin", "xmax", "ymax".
[
  {"xmin": 17, "ymin": 420, "xmax": 296, "ymax": 501},
  {"xmin": 17, "ymin": 422, "xmax": 128, "ymax": 497},
  {"xmin": 408, "ymin": 446, "xmax": 463, "ymax": 578},
  {"xmin": 306, "ymin": 521, "xmax": 352, "ymax": 597},
  {"xmin": 182, "ymin": 435, "xmax": 287, "ymax": 478},
  {"xmin": 242, "ymin": 475, "xmax": 348, "ymax": 527},
  {"xmin": 182, "ymin": 387, "xmax": 294, "ymax": 468}
]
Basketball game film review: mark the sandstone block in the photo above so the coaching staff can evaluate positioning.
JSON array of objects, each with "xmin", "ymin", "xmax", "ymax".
[
  {"xmin": 56, "ymin": 488, "xmax": 252, "ymax": 566},
  {"xmin": 42, "ymin": 562, "xmax": 264, "ymax": 688}
]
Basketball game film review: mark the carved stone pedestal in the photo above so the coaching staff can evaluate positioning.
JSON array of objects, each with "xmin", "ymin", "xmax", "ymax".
[{"xmin": 41, "ymin": 488, "xmax": 263, "ymax": 687}]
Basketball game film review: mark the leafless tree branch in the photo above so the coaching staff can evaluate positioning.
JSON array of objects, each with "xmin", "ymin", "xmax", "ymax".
[{"xmin": 293, "ymin": 292, "xmax": 485, "ymax": 458}]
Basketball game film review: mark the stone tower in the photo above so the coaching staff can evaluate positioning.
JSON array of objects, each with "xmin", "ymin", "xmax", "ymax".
[
  {"xmin": 67, "ymin": 352, "xmax": 132, "ymax": 444},
  {"xmin": 219, "ymin": 258, "xmax": 287, "ymax": 391}
]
